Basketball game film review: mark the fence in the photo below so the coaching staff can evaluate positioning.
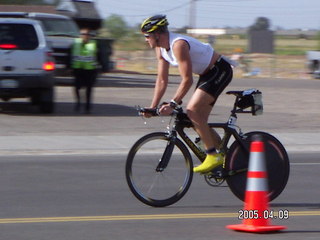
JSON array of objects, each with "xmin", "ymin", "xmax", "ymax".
[{"xmin": 113, "ymin": 50, "xmax": 310, "ymax": 79}]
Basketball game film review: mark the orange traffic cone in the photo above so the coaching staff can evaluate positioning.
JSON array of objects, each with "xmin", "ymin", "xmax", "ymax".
[{"xmin": 226, "ymin": 135, "xmax": 286, "ymax": 233}]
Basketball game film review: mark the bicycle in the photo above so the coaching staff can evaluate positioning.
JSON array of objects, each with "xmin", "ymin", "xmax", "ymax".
[{"xmin": 125, "ymin": 89, "xmax": 290, "ymax": 207}]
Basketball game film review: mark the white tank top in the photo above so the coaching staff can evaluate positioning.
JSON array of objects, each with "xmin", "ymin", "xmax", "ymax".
[{"xmin": 160, "ymin": 32, "xmax": 214, "ymax": 75}]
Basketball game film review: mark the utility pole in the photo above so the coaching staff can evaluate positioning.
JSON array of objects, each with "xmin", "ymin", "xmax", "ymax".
[{"xmin": 189, "ymin": 0, "xmax": 198, "ymax": 29}]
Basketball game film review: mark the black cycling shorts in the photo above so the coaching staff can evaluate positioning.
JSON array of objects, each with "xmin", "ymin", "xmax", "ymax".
[{"xmin": 196, "ymin": 57, "xmax": 233, "ymax": 104}]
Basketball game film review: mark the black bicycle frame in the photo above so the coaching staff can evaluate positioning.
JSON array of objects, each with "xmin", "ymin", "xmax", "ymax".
[
  {"xmin": 176, "ymin": 122, "xmax": 248, "ymax": 162},
  {"xmin": 155, "ymin": 98, "xmax": 251, "ymax": 172}
]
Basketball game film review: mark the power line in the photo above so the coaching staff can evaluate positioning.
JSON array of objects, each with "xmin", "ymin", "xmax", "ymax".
[
  {"xmin": 99, "ymin": 0, "xmax": 320, "ymax": 29},
  {"xmin": 105, "ymin": 0, "xmax": 189, "ymax": 18}
]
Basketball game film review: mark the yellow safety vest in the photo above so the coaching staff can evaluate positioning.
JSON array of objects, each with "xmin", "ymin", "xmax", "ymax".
[{"xmin": 72, "ymin": 38, "xmax": 97, "ymax": 70}]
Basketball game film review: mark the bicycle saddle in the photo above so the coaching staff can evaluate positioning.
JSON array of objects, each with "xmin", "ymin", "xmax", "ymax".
[
  {"xmin": 226, "ymin": 91, "xmax": 243, "ymax": 97},
  {"xmin": 227, "ymin": 89, "xmax": 259, "ymax": 97}
]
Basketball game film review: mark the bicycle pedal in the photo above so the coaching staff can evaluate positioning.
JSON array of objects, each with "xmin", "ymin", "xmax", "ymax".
[
  {"xmin": 210, "ymin": 166, "xmax": 228, "ymax": 178},
  {"xmin": 200, "ymin": 166, "xmax": 224, "ymax": 177}
]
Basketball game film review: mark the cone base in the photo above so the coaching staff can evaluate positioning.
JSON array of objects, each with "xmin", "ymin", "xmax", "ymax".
[{"xmin": 226, "ymin": 224, "xmax": 286, "ymax": 233}]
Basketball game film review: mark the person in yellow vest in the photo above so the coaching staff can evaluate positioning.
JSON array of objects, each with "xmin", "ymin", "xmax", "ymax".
[{"xmin": 71, "ymin": 28, "xmax": 98, "ymax": 113}]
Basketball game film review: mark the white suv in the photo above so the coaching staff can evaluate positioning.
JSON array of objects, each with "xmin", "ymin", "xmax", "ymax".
[{"xmin": 0, "ymin": 18, "xmax": 55, "ymax": 113}]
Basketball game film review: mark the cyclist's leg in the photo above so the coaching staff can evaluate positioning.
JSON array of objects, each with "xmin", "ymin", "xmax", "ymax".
[
  {"xmin": 187, "ymin": 89, "xmax": 218, "ymax": 148},
  {"xmin": 187, "ymin": 89, "xmax": 224, "ymax": 173},
  {"xmin": 188, "ymin": 58, "xmax": 233, "ymax": 173}
]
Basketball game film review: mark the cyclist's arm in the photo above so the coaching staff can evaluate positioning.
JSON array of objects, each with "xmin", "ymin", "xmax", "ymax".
[
  {"xmin": 171, "ymin": 40, "xmax": 193, "ymax": 104},
  {"xmin": 150, "ymin": 47, "xmax": 170, "ymax": 108}
]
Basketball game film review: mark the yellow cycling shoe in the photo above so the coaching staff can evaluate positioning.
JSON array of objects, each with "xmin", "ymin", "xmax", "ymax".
[{"xmin": 193, "ymin": 153, "xmax": 224, "ymax": 173}]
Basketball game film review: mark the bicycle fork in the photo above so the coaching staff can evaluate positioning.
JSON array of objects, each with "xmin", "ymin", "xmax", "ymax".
[{"xmin": 156, "ymin": 134, "xmax": 176, "ymax": 172}]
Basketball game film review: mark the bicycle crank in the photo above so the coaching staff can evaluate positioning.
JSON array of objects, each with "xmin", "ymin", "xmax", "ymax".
[
  {"xmin": 204, "ymin": 174, "xmax": 225, "ymax": 187},
  {"xmin": 203, "ymin": 166, "xmax": 227, "ymax": 187}
]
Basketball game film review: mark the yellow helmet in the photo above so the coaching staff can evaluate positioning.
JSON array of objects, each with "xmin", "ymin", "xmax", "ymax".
[{"xmin": 140, "ymin": 15, "xmax": 168, "ymax": 33}]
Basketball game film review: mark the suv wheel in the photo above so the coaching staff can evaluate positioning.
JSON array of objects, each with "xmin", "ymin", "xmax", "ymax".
[{"xmin": 39, "ymin": 88, "xmax": 54, "ymax": 114}]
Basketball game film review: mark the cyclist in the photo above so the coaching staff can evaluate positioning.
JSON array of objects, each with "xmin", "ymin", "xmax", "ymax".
[{"xmin": 140, "ymin": 15, "xmax": 234, "ymax": 173}]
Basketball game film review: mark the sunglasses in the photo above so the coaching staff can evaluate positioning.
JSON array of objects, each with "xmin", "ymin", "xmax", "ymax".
[{"xmin": 144, "ymin": 34, "xmax": 151, "ymax": 38}]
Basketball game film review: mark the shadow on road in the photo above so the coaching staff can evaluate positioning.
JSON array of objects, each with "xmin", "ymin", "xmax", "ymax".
[
  {"xmin": 56, "ymin": 75, "xmax": 157, "ymax": 89},
  {"xmin": 0, "ymin": 101, "xmax": 137, "ymax": 117}
]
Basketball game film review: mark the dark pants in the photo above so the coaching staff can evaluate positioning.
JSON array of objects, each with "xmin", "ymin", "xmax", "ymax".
[
  {"xmin": 73, "ymin": 68, "xmax": 97, "ymax": 112},
  {"xmin": 196, "ymin": 57, "xmax": 233, "ymax": 105}
]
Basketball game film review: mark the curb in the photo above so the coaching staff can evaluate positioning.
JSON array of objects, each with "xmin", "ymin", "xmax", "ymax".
[{"xmin": 0, "ymin": 133, "xmax": 319, "ymax": 156}]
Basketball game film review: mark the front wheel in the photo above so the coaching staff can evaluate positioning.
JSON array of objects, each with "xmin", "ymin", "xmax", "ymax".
[
  {"xmin": 225, "ymin": 131, "xmax": 290, "ymax": 202},
  {"xmin": 125, "ymin": 132, "xmax": 193, "ymax": 207}
]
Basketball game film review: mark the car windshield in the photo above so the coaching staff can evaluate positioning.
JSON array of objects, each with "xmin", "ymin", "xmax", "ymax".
[
  {"xmin": 0, "ymin": 23, "xmax": 39, "ymax": 50},
  {"xmin": 38, "ymin": 18, "xmax": 79, "ymax": 37}
]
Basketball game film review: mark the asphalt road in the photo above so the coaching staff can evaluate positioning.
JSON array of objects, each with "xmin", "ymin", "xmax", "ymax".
[
  {"xmin": 0, "ymin": 74, "xmax": 319, "ymax": 239},
  {"xmin": 0, "ymin": 153, "xmax": 319, "ymax": 240}
]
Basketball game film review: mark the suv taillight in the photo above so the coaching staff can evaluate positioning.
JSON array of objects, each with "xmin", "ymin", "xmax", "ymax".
[
  {"xmin": 43, "ymin": 51, "xmax": 55, "ymax": 71},
  {"xmin": 0, "ymin": 44, "xmax": 17, "ymax": 49},
  {"xmin": 43, "ymin": 61, "xmax": 55, "ymax": 71}
]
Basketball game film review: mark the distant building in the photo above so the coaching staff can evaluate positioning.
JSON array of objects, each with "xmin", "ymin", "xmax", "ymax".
[
  {"xmin": 186, "ymin": 28, "xmax": 318, "ymax": 38},
  {"xmin": 275, "ymin": 29, "xmax": 319, "ymax": 39},
  {"xmin": 187, "ymin": 28, "xmax": 227, "ymax": 36}
]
